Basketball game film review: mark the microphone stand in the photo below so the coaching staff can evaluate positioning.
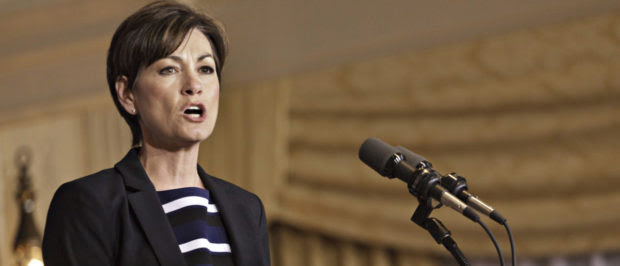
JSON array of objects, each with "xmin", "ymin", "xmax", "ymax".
[
  {"xmin": 411, "ymin": 198, "xmax": 470, "ymax": 266},
  {"xmin": 405, "ymin": 162, "xmax": 470, "ymax": 266}
]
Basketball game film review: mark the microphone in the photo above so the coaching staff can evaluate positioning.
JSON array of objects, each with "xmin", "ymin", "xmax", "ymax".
[
  {"xmin": 359, "ymin": 138, "xmax": 479, "ymax": 222},
  {"xmin": 395, "ymin": 146, "xmax": 506, "ymax": 225}
]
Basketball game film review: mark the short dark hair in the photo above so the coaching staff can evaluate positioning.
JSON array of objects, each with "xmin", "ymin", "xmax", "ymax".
[{"xmin": 106, "ymin": 0, "xmax": 228, "ymax": 146}]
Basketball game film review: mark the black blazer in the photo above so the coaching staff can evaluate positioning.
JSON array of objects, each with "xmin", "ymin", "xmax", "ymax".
[{"xmin": 42, "ymin": 148, "xmax": 270, "ymax": 266}]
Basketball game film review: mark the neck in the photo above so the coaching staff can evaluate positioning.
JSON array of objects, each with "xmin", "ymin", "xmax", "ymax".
[{"xmin": 139, "ymin": 141, "xmax": 204, "ymax": 191}]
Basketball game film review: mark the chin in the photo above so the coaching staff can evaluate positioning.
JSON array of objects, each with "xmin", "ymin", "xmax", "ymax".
[
  {"xmin": 186, "ymin": 129, "xmax": 213, "ymax": 143},
  {"xmin": 172, "ymin": 123, "xmax": 216, "ymax": 146}
]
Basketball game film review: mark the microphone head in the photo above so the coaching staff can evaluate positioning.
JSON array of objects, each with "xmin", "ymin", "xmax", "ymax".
[
  {"xmin": 395, "ymin": 146, "xmax": 426, "ymax": 166},
  {"xmin": 358, "ymin": 137, "xmax": 399, "ymax": 177}
]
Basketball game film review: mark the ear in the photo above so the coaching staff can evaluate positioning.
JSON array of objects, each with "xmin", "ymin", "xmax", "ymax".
[{"xmin": 115, "ymin": 76, "xmax": 137, "ymax": 115}]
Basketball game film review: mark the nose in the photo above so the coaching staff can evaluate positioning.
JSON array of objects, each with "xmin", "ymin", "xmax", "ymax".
[{"xmin": 182, "ymin": 73, "xmax": 203, "ymax": 96}]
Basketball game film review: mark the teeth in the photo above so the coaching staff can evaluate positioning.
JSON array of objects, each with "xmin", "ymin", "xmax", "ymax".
[{"xmin": 184, "ymin": 105, "xmax": 203, "ymax": 117}]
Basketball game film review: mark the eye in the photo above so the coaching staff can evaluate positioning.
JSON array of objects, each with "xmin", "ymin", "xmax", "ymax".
[
  {"xmin": 159, "ymin": 66, "xmax": 177, "ymax": 75},
  {"xmin": 199, "ymin": 65, "xmax": 215, "ymax": 74}
]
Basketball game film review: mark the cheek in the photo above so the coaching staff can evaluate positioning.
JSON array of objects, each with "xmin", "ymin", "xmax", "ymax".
[
  {"xmin": 208, "ymin": 83, "xmax": 220, "ymax": 105},
  {"xmin": 211, "ymin": 80, "xmax": 220, "ymax": 96},
  {"xmin": 211, "ymin": 90, "xmax": 219, "ymax": 117},
  {"xmin": 208, "ymin": 86, "xmax": 220, "ymax": 122},
  {"xmin": 135, "ymin": 88, "xmax": 178, "ymax": 125},
  {"xmin": 134, "ymin": 80, "xmax": 168, "ymax": 108}
]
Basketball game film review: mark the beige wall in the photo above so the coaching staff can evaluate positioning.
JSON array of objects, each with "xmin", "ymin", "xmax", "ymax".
[
  {"xmin": 1, "ymin": 4, "xmax": 619, "ymax": 266},
  {"xmin": 0, "ymin": 96, "xmax": 131, "ymax": 265}
]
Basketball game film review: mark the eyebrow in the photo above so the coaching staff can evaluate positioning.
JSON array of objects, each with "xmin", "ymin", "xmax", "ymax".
[{"xmin": 167, "ymin": 54, "xmax": 213, "ymax": 62}]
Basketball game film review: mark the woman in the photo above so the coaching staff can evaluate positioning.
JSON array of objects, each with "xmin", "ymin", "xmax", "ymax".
[{"xmin": 42, "ymin": 1, "xmax": 270, "ymax": 266}]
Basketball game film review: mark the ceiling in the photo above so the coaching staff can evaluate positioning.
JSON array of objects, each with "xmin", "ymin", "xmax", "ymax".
[
  {"xmin": 205, "ymin": 0, "xmax": 620, "ymax": 84},
  {"xmin": 1, "ymin": 0, "xmax": 620, "ymax": 113}
]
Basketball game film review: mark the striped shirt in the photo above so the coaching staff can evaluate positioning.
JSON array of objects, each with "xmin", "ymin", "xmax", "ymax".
[{"xmin": 157, "ymin": 187, "xmax": 235, "ymax": 266}]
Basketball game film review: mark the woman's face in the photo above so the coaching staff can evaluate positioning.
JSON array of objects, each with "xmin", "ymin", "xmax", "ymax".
[{"xmin": 131, "ymin": 28, "xmax": 219, "ymax": 148}]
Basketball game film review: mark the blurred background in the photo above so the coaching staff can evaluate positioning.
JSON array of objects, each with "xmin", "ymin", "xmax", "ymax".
[{"xmin": 2, "ymin": 0, "xmax": 620, "ymax": 265}]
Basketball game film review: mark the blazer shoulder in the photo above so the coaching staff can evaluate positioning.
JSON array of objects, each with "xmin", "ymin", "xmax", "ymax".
[
  {"xmin": 53, "ymin": 168, "xmax": 125, "ymax": 206},
  {"xmin": 72, "ymin": 168, "xmax": 118, "ymax": 184},
  {"xmin": 43, "ymin": 168, "xmax": 123, "ymax": 265}
]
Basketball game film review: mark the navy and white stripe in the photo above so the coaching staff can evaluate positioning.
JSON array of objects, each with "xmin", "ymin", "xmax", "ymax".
[{"xmin": 158, "ymin": 187, "xmax": 235, "ymax": 266}]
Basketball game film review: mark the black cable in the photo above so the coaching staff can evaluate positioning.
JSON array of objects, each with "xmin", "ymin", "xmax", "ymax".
[
  {"xmin": 441, "ymin": 237, "xmax": 470, "ymax": 266},
  {"xmin": 504, "ymin": 222, "xmax": 516, "ymax": 266},
  {"xmin": 478, "ymin": 220, "xmax": 504, "ymax": 266}
]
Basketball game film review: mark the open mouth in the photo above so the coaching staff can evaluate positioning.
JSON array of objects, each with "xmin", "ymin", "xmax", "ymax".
[{"xmin": 183, "ymin": 105, "xmax": 204, "ymax": 118}]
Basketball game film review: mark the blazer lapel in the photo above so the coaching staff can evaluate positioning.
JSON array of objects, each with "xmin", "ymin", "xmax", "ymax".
[
  {"xmin": 116, "ymin": 149, "xmax": 187, "ymax": 266},
  {"xmin": 198, "ymin": 166, "xmax": 258, "ymax": 266}
]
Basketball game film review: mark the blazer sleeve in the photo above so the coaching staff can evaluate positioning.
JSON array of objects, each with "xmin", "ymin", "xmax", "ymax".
[
  {"xmin": 256, "ymin": 195, "xmax": 271, "ymax": 266},
  {"xmin": 42, "ymin": 182, "xmax": 117, "ymax": 266}
]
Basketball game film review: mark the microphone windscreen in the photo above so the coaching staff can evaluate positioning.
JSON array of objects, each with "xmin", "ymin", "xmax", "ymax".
[
  {"xmin": 395, "ymin": 146, "xmax": 426, "ymax": 166},
  {"xmin": 358, "ymin": 137, "xmax": 397, "ymax": 177}
]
